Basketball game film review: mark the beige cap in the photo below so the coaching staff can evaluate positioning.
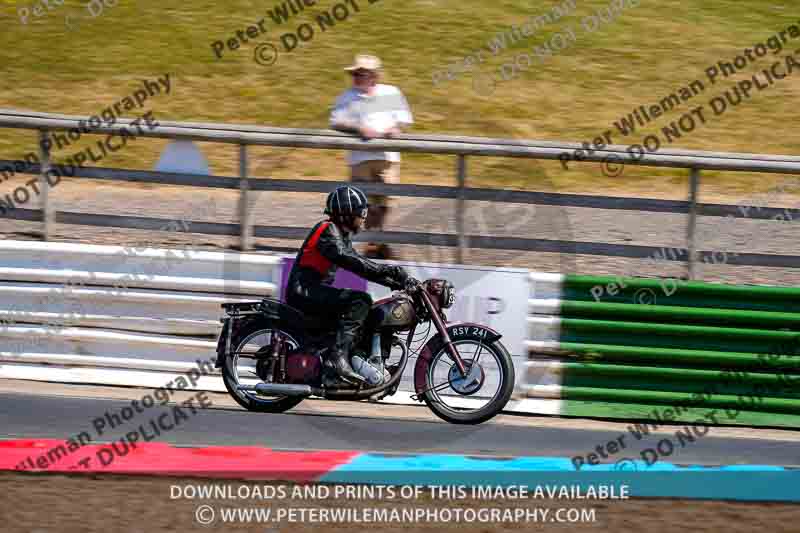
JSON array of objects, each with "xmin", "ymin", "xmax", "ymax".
[{"xmin": 344, "ymin": 54, "xmax": 382, "ymax": 71}]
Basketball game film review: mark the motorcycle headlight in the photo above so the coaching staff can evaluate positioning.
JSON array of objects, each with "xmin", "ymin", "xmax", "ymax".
[
  {"xmin": 442, "ymin": 281, "xmax": 455, "ymax": 309},
  {"xmin": 425, "ymin": 279, "xmax": 455, "ymax": 309}
]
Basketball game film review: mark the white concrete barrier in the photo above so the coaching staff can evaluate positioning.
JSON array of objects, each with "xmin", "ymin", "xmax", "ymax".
[{"xmin": 0, "ymin": 240, "xmax": 277, "ymax": 385}]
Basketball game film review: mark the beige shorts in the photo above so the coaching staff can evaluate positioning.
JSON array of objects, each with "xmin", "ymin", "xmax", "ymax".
[{"xmin": 350, "ymin": 160, "xmax": 400, "ymax": 207}]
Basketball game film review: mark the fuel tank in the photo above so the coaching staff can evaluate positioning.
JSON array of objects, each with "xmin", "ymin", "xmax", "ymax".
[{"xmin": 371, "ymin": 293, "xmax": 416, "ymax": 329}]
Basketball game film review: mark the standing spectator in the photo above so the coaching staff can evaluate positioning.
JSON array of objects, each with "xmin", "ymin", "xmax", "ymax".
[{"xmin": 329, "ymin": 54, "xmax": 414, "ymax": 259}]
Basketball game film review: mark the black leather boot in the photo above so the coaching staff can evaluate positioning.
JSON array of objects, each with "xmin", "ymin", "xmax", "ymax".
[
  {"xmin": 327, "ymin": 298, "xmax": 372, "ymax": 386},
  {"xmin": 325, "ymin": 326, "xmax": 366, "ymax": 385},
  {"xmin": 328, "ymin": 348, "xmax": 367, "ymax": 385}
]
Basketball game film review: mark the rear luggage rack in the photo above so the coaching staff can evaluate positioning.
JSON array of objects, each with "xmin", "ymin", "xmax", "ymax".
[{"xmin": 221, "ymin": 301, "xmax": 262, "ymax": 314}]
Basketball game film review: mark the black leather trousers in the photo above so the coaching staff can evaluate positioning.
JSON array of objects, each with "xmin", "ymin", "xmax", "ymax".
[{"xmin": 287, "ymin": 281, "xmax": 373, "ymax": 354}]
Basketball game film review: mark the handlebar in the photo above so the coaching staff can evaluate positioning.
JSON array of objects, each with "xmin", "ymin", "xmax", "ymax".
[
  {"xmin": 404, "ymin": 277, "xmax": 422, "ymax": 293},
  {"xmin": 385, "ymin": 275, "xmax": 421, "ymax": 293}
]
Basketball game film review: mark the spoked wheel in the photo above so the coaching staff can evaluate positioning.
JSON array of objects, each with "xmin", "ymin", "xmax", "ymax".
[
  {"xmin": 422, "ymin": 335, "xmax": 515, "ymax": 424},
  {"xmin": 221, "ymin": 321, "xmax": 305, "ymax": 413}
]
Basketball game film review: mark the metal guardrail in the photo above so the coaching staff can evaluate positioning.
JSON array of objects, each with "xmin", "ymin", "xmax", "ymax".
[
  {"xmin": 0, "ymin": 240, "xmax": 276, "ymax": 381},
  {"xmin": 4, "ymin": 240, "xmax": 797, "ymax": 423},
  {"xmin": 3, "ymin": 109, "xmax": 800, "ymax": 274}
]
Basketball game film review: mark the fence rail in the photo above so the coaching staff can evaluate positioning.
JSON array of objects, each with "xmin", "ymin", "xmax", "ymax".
[{"xmin": 2, "ymin": 109, "xmax": 800, "ymax": 274}]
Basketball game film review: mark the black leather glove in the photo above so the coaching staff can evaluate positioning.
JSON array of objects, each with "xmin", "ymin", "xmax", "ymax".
[
  {"xmin": 395, "ymin": 265, "xmax": 410, "ymax": 282},
  {"xmin": 384, "ymin": 265, "xmax": 408, "ymax": 290},
  {"xmin": 390, "ymin": 265, "xmax": 409, "ymax": 284}
]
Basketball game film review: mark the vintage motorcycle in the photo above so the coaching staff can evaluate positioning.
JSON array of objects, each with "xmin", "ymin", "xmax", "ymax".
[{"xmin": 215, "ymin": 277, "xmax": 515, "ymax": 424}]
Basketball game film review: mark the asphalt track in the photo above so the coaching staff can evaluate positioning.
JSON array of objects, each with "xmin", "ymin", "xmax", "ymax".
[{"xmin": 2, "ymin": 389, "xmax": 799, "ymax": 468}]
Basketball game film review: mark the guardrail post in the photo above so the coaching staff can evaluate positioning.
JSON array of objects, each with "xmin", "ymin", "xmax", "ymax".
[
  {"xmin": 238, "ymin": 143, "xmax": 252, "ymax": 251},
  {"xmin": 38, "ymin": 130, "xmax": 54, "ymax": 240},
  {"xmin": 686, "ymin": 167, "xmax": 701, "ymax": 279},
  {"xmin": 456, "ymin": 154, "xmax": 468, "ymax": 264}
]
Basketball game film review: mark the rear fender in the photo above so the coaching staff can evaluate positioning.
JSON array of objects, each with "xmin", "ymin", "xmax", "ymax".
[
  {"xmin": 215, "ymin": 317, "xmax": 234, "ymax": 368},
  {"xmin": 214, "ymin": 311, "xmax": 295, "ymax": 368},
  {"xmin": 413, "ymin": 323, "xmax": 502, "ymax": 395}
]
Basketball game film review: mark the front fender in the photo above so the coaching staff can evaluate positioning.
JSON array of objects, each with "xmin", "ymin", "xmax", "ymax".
[{"xmin": 413, "ymin": 323, "xmax": 502, "ymax": 395}]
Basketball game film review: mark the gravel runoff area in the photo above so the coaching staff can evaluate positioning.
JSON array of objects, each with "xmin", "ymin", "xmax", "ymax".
[
  {"xmin": 2, "ymin": 472, "xmax": 799, "ymax": 532},
  {"xmin": 1, "ymin": 177, "xmax": 800, "ymax": 287}
]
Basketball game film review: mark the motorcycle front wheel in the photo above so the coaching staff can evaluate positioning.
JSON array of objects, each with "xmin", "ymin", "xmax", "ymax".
[{"xmin": 421, "ymin": 333, "xmax": 515, "ymax": 424}]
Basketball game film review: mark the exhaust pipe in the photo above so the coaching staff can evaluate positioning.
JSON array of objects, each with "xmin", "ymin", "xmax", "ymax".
[{"xmin": 238, "ymin": 383, "xmax": 314, "ymax": 397}]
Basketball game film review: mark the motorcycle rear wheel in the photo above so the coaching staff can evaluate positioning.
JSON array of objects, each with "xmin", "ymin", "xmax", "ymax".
[{"xmin": 221, "ymin": 319, "xmax": 306, "ymax": 413}]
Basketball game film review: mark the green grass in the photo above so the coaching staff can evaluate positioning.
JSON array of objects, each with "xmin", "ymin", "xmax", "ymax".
[{"xmin": 1, "ymin": 0, "xmax": 799, "ymax": 201}]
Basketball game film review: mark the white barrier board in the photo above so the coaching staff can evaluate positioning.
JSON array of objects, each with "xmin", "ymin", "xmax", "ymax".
[{"xmin": 368, "ymin": 260, "xmax": 530, "ymax": 358}]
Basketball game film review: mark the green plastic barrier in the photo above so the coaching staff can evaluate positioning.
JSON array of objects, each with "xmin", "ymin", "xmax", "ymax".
[{"xmin": 528, "ymin": 274, "xmax": 800, "ymax": 429}]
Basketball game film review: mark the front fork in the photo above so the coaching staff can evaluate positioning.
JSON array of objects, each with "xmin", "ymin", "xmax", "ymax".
[{"xmin": 420, "ymin": 290, "xmax": 468, "ymax": 377}]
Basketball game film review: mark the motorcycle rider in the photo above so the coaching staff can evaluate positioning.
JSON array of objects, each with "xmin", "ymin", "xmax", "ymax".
[{"xmin": 286, "ymin": 185, "xmax": 409, "ymax": 385}]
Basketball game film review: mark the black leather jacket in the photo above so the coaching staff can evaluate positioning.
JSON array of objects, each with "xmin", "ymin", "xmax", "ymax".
[{"xmin": 287, "ymin": 220, "xmax": 398, "ymax": 295}]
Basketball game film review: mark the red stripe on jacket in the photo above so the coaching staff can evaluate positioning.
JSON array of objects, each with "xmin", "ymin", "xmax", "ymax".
[{"xmin": 298, "ymin": 221, "xmax": 333, "ymax": 275}]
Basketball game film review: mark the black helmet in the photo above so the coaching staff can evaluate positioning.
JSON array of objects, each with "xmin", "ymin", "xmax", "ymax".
[{"xmin": 324, "ymin": 185, "xmax": 369, "ymax": 218}]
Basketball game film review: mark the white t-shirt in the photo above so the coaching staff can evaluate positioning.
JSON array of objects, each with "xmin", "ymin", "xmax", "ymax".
[{"xmin": 330, "ymin": 84, "xmax": 414, "ymax": 166}]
